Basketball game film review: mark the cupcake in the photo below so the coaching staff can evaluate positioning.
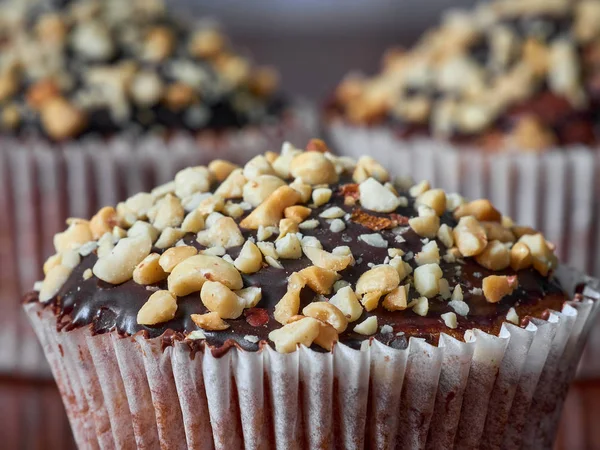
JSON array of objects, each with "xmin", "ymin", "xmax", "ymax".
[
  {"xmin": 25, "ymin": 139, "xmax": 598, "ymax": 448},
  {"xmin": 0, "ymin": 0, "xmax": 314, "ymax": 375},
  {"xmin": 325, "ymin": 0, "xmax": 600, "ymax": 277}
]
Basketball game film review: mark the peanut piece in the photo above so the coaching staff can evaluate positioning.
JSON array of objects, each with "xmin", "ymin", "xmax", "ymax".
[
  {"xmin": 510, "ymin": 242, "xmax": 533, "ymax": 271},
  {"xmin": 274, "ymin": 273, "xmax": 306, "ymax": 324},
  {"xmin": 90, "ymin": 206, "xmax": 118, "ymax": 240},
  {"xmin": 329, "ymin": 286, "xmax": 363, "ymax": 322},
  {"xmin": 302, "ymin": 246, "xmax": 353, "ymax": 271},
  {"xmin": 303, "ymin": 302, "xmax": 348, "ymax": 332},
  {"xmin": 382, "ymin": 284, "xmax": 409, "ymax": 311},
  {"xmin": 168, "ymin": 254, "xmax": 243, "ymax": 296},
  {"xmin": 284, "ymin": 205, "xmax": 311, "ymax": 223},
  {"xmin": 356, "ymin": 265, "xmax": 400, "ymax": 296},
  {"xmin": 416, "ymin": 189, "xmax": 446, "ymax": 216},
  {"xmin": 482, "ymin": 275, "xmax": 519, "ymax": 303},
  {"xmin": 93, "ymin": 235, "xmax": 152, "ymax": 284},
  {"xmin": 200, "ymin": 281, "xmax": 246, "ymax": 319},
  {"xmin": 208, "ymin": 159, "xmax": 238, "ymax": 182},
  {"xmin": 54, "ymin": 220, "xmax": 93, "ymax": 253},
  {"xmin": 290, "ymin": 152, "xmax": 338, "ymax": 185},
  {"xmin": 454, "ymin": 199, "xmax": 501, "ymax": 222},
  {"xmin": 359, "ymin": 178, "xmax": 400, "ymax": 213},
  {"xmin": 159, "ymin": 246, "xmax": 198, "ymax": 273},
  {"xmin": 475, "ymin": 240, "xmax": 511, "ymax": 271},
  {"xmin": 137, "ymin": 290, "xmax": 177, "ymax": 325},
  {"xmin": 268, "ymin": 316, "xmax": 321, "ymax": 353},
  {"xmin": 191, "ymin": 312, "xmax": 230, "ymax": 331},
  {"xmin": 243, "ymin": 175, "xmax": 286, "ymax": 207},
  {"xmin": 133, "ymin": 253, "xmax": 167, "ymax": 285},
  {"xmin": 39, "ymin": 265, "xmax": 72, "ymax": 303},
  {"xmin": 297, "ymin": 266, "xmax": 340, "ymax": 295},
  {"xmin": 234, "ymin": 241, "xmax": 263, "ymax": 274},
  {"xmin": 453, "ymin": 216, "xmax": 488, "ymax": 257},
  {"xmin": 240, "ymin": 186, "xmax": 300, "ymax": 229}
]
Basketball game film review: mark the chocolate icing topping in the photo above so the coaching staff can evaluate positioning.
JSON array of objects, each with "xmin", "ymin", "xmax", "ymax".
[{"xmin": 38, "ymin": 177, "xmax": 567, "ymax": 353}]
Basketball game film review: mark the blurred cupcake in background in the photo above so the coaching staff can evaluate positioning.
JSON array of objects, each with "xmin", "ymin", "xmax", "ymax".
[
  {"xmin": 325, "ymin": 0, "xmax": 600, "ymax": 277},
  {"xmin": 0, "ymin": 0, "xmax": 314, "ymax": 376}
]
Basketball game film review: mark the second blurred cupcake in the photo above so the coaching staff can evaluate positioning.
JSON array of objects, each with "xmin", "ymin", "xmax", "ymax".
[
  {"xmin": 0, "ymin": 0, "xmax": 314, "ymax": 376},
  {"xmin": 325, "ymin": 0, "xmax": 600, "ymax": 277}
]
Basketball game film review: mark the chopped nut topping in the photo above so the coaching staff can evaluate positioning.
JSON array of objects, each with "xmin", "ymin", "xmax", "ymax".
[
  {"xmin": 274, "ymin": 272, "xmax": 306, "ymax": 325},
  {"xmin": 89, "ymin": 207, "xmax": 118, "ymax": 240},
  {"xmin": 133, "ymin": 253, "xmax": 167, "ymax": 285},
  {"xmin": 409, "ymin": 180, "xmax": 430, "ymax": 198},
  {"xmin": 275, "ymin": 233, "xmax": 302, "ymax": 259},
  {"xmin": 441, "ymin": 312, "xmax": 458, "ymax": 329},
  {"xmin": 414, "ymin": 263, "xmax": 443, "ymax": 297},
  {"xmin": 353, "ymin": 156, "xmax": 389, "ymax": 183},
  {"xmin": 137, "ymin": 290, "xmax": 177, "ymax": 325},
  {"xmin": 329, "ymin": 286, "xmax": 363, "ymax": 322},
  {"xmin": 201, "ymin": 281, "xmax": 246, "ymax": 319},
  {"xmin": 353, "ymin": 316, "xmax": 378, "ymax": 335},
  {"xmin": 415, "ymin": 241, "xmax": 440, "ymax": 266},
  {"xmin": 168, "ymin": 254, "xmax": 243, "ymax": 297},
  {"xmin": 298, "ymin": 266, "xmax": 340, "ymax": 295},
  {"xmin": 453, "ymin": 216, "xmax": 488, "ymax": 257},
  {"xmin": 240, "ymin": 186, "xmax": 300, "ymax": 229},
  {"xmin": 302, "ymin": 246, "xmax": 353, "ymax": 271},
  {"xmin": 284, "ymin": 205, "xmax": 312, "ymax": 223},
  {"xmin": 268, "ymin": 316, "xmax": 321, "ymax": 353},
  {"xmin": 39, "ymin": 265, "xmax": 72, "ymax": 303},
  {"xmin": 475, "ymin": 240, "xmax": 510, "ymax": 271},
  {"xmin": 356, "ymin": 265, "xmax": 400, "ymax": 300},
  {"xmin": 243, "ymin": 175, "xmax": 286, "ymax": 207},
  {"xmin": 303, "ymin": 302, "xmax": 348, "ymax": 332},
  {"xmin": 416, "ymin": 189, "xmax": 446, "ymax": 216},
  {"xmin": 517, "ymin": 233, "xmax": 558, "ymax": 276},
  {"xmin": 382, "ymin": 284, "xmax": 409, "ymax": 311},
  {"xmin": 208, "ymin": 160, "xmax": 238, "ymax": 182},
  {"xmin": 359, "ymin": 178, "xmax": 400, "ymax": 213},
  {"xmin": 454, "ymin": 199, "xmax": 502, "ymax": 222},
  {"xmin": 191, "ymin": 312, "xmax": 230, "ymax": 331},
  {"xmin": 234, "ymin": 241, "xmax": 264, "ymax": 274},
  {"xmin": 290, "ymin": 152, "xmax": 338, "ymax": 185},
  {"xmin": 410, "ymin": 297, "xmax": 429, "ymax": 316},
  {"xmin": 506, "ymin": 307, "xmax": 519, "ymax": 325},
  {"xmin": 93, "ymin": 235, "xmax": 152, "ymax": 284},
  {"xmin": 197, "ymin": 216, "xmax": 244, "ymax": 249},
  {"xmin": 38, "ymin": 137, "xmax": 564, "ymax": 353},
  {"xmin": 54, "ymin": 220, "xmax": 93, "ymax": 253},
  {"xmin": 482, "ymin": 275, "xmax": 519, "ymax": 303},
  {"xmin": 510, "ymin": 242, "xmax": 533, "ymax": 271},
  {"xmin": 159, "ymin": 246, "xmax": 198, "ymax": 273}
]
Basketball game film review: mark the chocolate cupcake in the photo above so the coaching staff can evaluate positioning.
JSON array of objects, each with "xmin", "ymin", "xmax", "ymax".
[
  {"xmin": 0, "ymin": 0, "xmax": 314, "ymax": 374},
  {"xmin": 325, "ymin": 0, "xmax": 600, "ymax": 277},
  {"xmin": 25, "ymin": 139, "xmax": 598, "ymax": 448}
]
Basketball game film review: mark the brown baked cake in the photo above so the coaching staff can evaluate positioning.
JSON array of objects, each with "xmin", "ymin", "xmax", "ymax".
[
  {"xmin": 327, "ymin": 0, "xmax": 600, "ymax": 152},
  {"xmin": 24, "ymin": 139, "xmax": 597, "ymax": 448}
]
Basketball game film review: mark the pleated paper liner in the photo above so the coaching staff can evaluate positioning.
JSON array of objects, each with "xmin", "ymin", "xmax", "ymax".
[
  {"xmin": 24, "ymin": 266, "xmax": 599, "ymax": 450},
  {"xmin": 326, "ymin": 121, "xmax": 600, "ymax": 278},
  {"xmin": 0, "ymin": 104, "xmax": 316, "ymax": 377}
]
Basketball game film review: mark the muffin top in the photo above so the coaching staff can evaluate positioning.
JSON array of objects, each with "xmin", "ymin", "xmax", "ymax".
[
  {"xmin": 328, "ymin": 0, "xmax": 600, "ymax": 152},
  {"xmin": 0, "ymin": 0, "xmax": 283, "ymax": 140},
  {"xmin": 30, "ymin": 138, "xmax": 567, "ymax": 354}
]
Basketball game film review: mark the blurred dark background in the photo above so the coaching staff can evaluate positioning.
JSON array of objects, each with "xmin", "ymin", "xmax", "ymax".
[{"xmin": 174, "ymin": 0, "xmax": 479, "ymax": 100}]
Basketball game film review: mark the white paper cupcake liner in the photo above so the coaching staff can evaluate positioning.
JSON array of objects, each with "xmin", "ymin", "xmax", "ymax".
[
  {"xmin": 0, "ymin": 104, "xmax": 316, "ymax": 378},
  {"xmin": 326, "ymin": 122, "xmax": 600, "ymax": 277},
  {"xmin": 24, "ymin": 266, "xmax": 599, "ymax": 449}
]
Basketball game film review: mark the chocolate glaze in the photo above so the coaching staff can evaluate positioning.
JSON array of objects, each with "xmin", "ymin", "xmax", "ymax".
[{"xmin": 31, "ymin": 177, "xmax": 567, "ymax": 354}]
